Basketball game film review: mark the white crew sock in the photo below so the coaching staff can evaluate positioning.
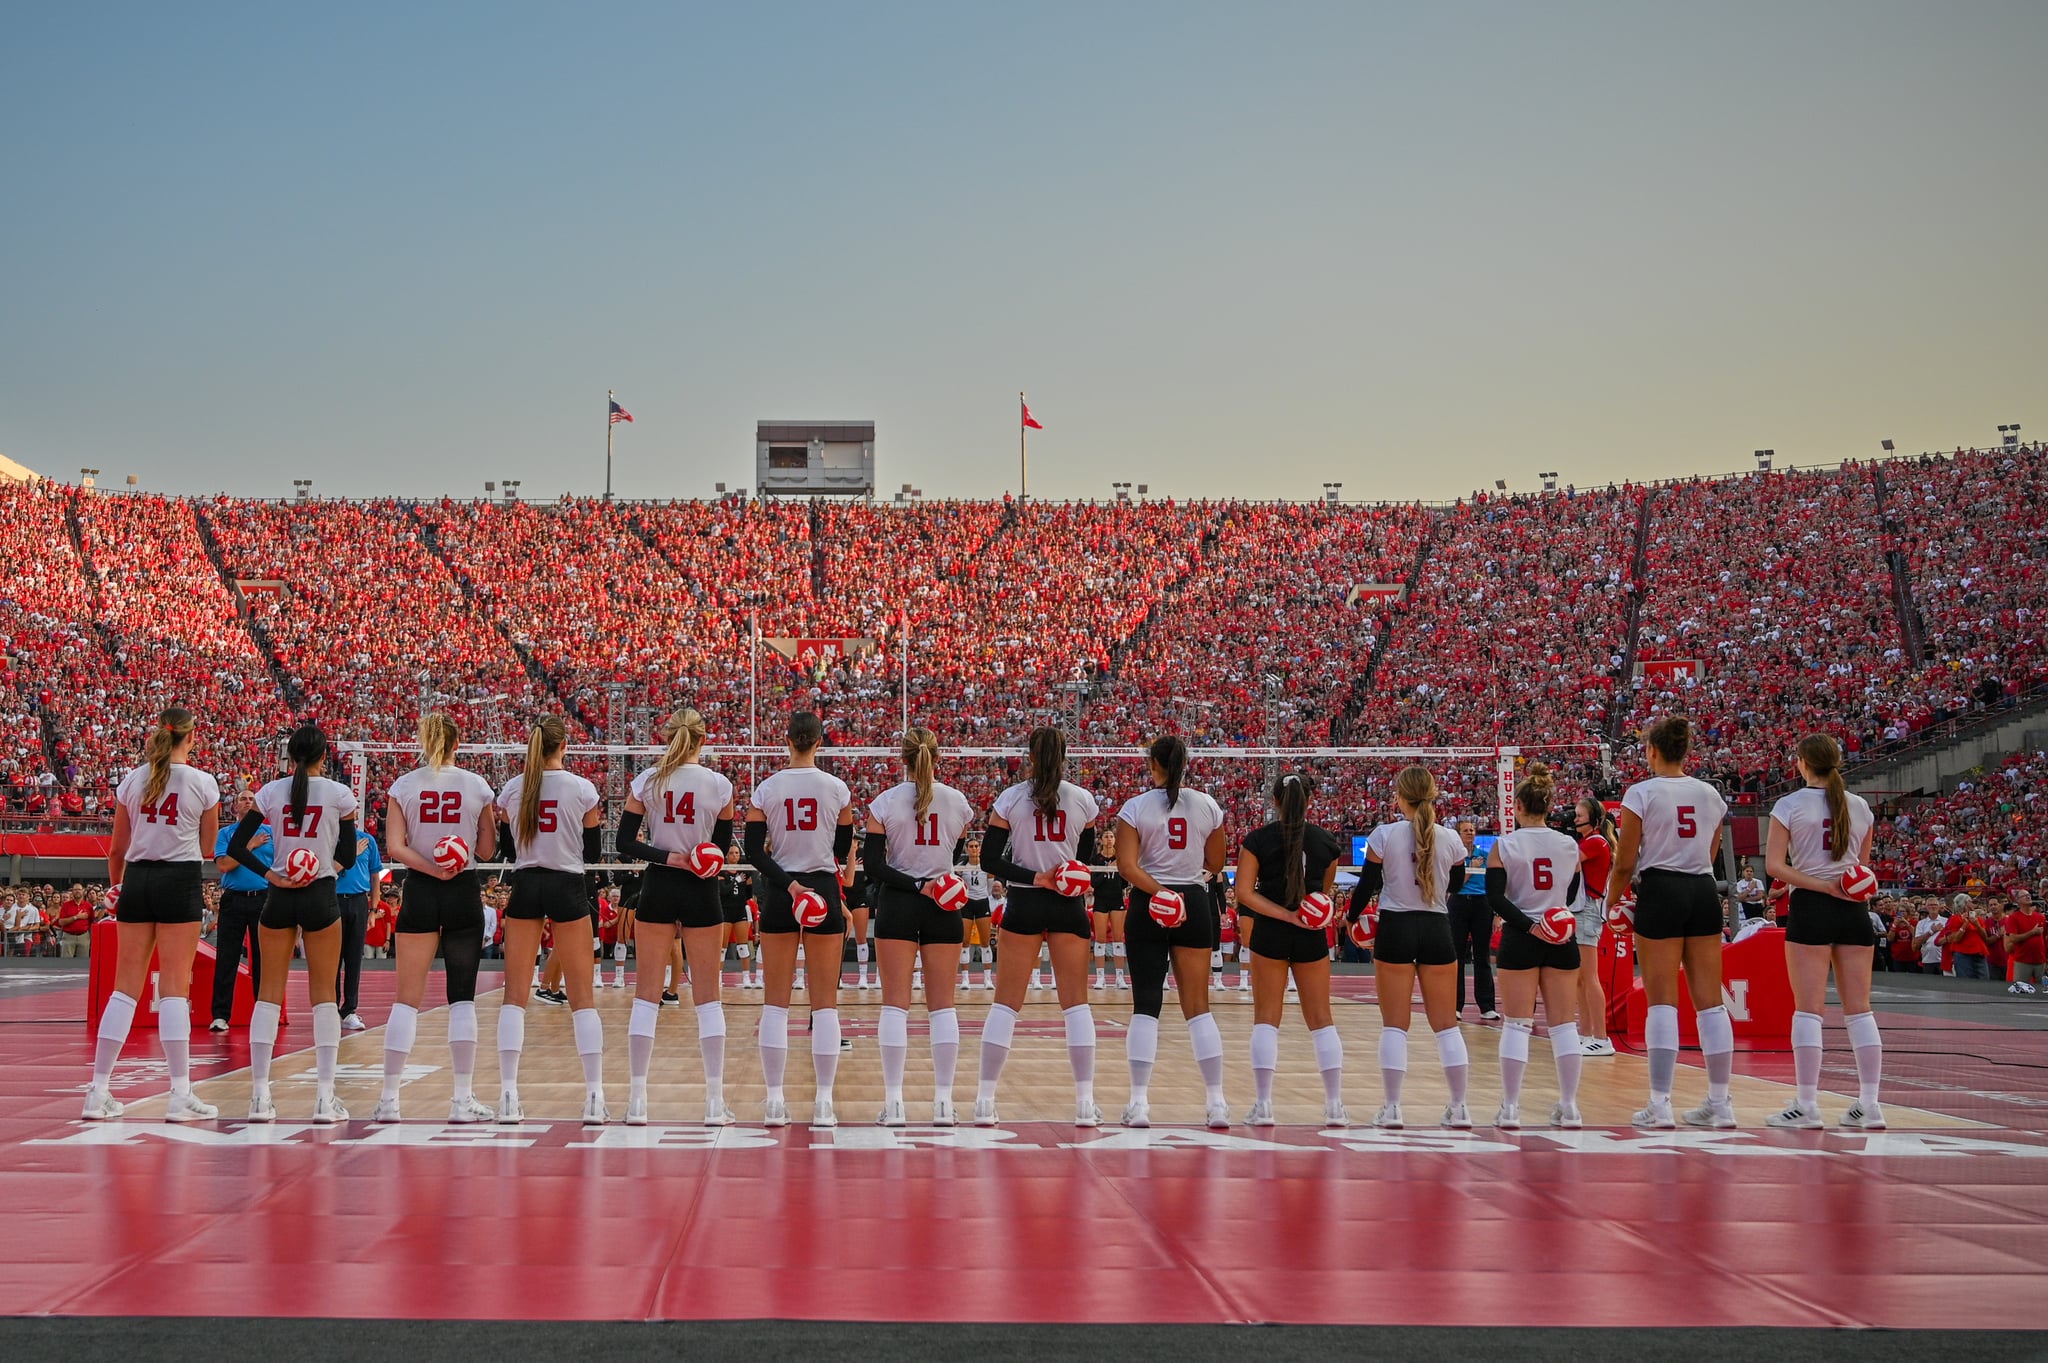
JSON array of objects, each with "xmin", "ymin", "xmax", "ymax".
[
  {"xmin": 1379, "ymin": 1025, "xmax": 1408, "ymax": 1105},
  {"xmin": 811, "ymin": 1008, "xmax": 840, "ymax": 1099},
  {"xmin": 1499, "ymin": 1019, "xmax": 1533, "ymax": 1107},
  {"xmin": 447, "ymin": 1001, "xmax": 479, "ymax": 1102},
  {"xmin": 1311, "ymin": 1024, "xmax": 1344, "ymax": 1105},
  {"xmin": 1696, "ymin": 1004, "xmax": 1735, "ymax": 1104},
  {"xmin": 497, "ymin": 1003, "xmax": 526, "ymax": 1094},
  {"xmin": 1550, "ymin": 1022, "xmax": 1582, "ymax": 1107},
  {"xmin": 1126, "ymin": 1012, "xmax": 1160, "ymax": 1100},
  {"xmin": 1250, "ymin": 1021, "xmax": 1279, "ymax": 1105},
  {"xmin": 383, "ymin": 1002, "xmax": 419, "ymax": 1101},
  {"xmin": 94, "ymin": 990, "xmax": 137, "ymax": 1089},
  {"xmin": 156, "ymin": 995, "xmax": 193, "ymax": 1098},
  {"xmin": 760, "ymin": 1004, "xmax": 789, "ymax": 1098},
  {"xmin": 1846, "ymin": 1010, "xmax": 1883, "ymax": 1106},
  {"xmin": 1188, "ymin": 1011, "xmax": 1225, "ymax": 1106},
  {"xmin": 880, "ymin": 1005, "xmax": 910, "ymax": 1104},
  {"xmin": 1792, "ymin": 1010, "xmax": 1824, "ymax": 1108},
  {"xmin": 1645, "ymin": 1003, "xmax": 1679, "ymax": 1101},
  {"xmin": 1434, "ymin": 1026, "xmax": 1469, "ymax": 1106},
  {"xmin": 978, "ymin": 1003, "xmax": 1017, "ymax": 1103}
]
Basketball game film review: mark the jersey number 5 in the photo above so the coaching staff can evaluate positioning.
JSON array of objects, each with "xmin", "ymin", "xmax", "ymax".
[{"xmin": 1675, "ymin": 806, "xmax": 1697, "ymax": 839}]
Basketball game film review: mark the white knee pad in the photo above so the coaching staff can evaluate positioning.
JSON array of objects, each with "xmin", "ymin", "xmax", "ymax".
[
  {"xmin": 1499, "ymin": 1021, "xmax": 1533, "ymax": 1063},
  {"xmin": 447, "ymin": 1001, "xmax": 479, "ymax": 1044},
  {"xmin": 1792, "ymin": 1010, "xmax": 1825, "ymax": 1050},
  {"xmin": 880, "ymin": 1005, "xmax": 910, "ymax": 1049}
]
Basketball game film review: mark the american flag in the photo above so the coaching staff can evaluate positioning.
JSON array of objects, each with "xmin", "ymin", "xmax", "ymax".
[{"xmin": 609, "ymin": 400, "xmax": 634, "ymax": 425}]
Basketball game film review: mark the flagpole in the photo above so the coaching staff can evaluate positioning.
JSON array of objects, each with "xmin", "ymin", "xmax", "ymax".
[
  {"xmin": 748, "ymin": 609, "xmax": 759, "ymax": 788},
  {"xmin": 900, "ymin": 613, "xmax": 911, "ymax": 738},
  {"xmin": 605, "ymin": 388, "xmax": 615, "ymax": 500},
  {"xmin": 1018, "ymin": 390, "xmax": 1028, "ymax": 499}
]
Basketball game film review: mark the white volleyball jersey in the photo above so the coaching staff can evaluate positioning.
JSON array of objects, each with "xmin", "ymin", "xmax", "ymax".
[
  {"xmin": 961, "ymin": 865, "xmax": 992, "ymax": 900},
  {"xmin": 1621, "ymin": 775, "xmax": 1728, "ymax": 874},
  {"xmin": 115, "ymin": 763, "xmax": 220, "ymax": 862},
  {"xmin": 1117, "ymin": 786, "xmax": 1225, "ymax": 884},
  {"xmin": 1365, "ymin": 818, "xmax": 1468, "ymax": 914},
  {"xmin": 631, "ymin": 762, "xmax": 735, "ymax": 853},
  {"xmin": 387, "ymin": 765, "xmax": 498, "ymax": 862},
  {"xmin": 868, "ymin": 780, "xmax": 975, "ymax": 881},
  {"xmin": 1495, "ymin": 826, "xmax": 1583, "ymax": 913},
  {"xmin": 752, "ymin": 766, "xmax": 853, "ymax": 873},
  {"xmin": 1770, "ymin": 785, "xmax": 1874, "ymax": 881},
  {"xmin": 256, "ymin": 775, "xmax": 360, "ymax": 882},
  {"xmin": 991, "ymin": 781, "xmax": 1100, "ymax": 876},
  {"xmin": 496, "ymin": 768, "xmax": 602, "ymax": 873}
]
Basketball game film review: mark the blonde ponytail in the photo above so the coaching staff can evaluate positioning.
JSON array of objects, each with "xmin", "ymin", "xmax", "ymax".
[
  {"xmin": 903, "ymin": 727, "xmax": 939, "ymax": 821},
  {"xmin": 142, "ymin": 707, "xmax": 194, "ymax": 806},
  {"xmin": 519, "ymin": 716, "xmax": 567, "ymax": 846},
  {"xmin": 651, "ymin": 707, "xmax": 708, "ymax": 788},
  {"xmin": 1395, "ymin": 764, "xmax": 1441, "ymax": 901},
  {"xmin": 419, "ymin": 711, "xmax": 459, "ymax": 772}
]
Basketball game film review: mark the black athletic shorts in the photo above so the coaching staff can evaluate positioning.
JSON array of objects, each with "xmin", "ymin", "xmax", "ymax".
[
  {"xmin": 875, "ymin": 885, "xmax": 966, "ymax": 946},
  {"xmin": 116, "ymin": 860, "xmax": 204, "ymax": 925},
  {"xmin": 1496, "ymin": 925, "xmax": 1582, "ymax": 972},
  {"xmin": 998, "ymin": 884, "xmax": 1090, "ymax": 938},
  {"xmin": 635, "ymin": 863, "xmax": 724, "ymax": 928},
  {"xmin": 756, "ymin": 870, "xmax": 844, "ymax": 936},
  {"xmin": 1785, "ymin": 888, "xmax": 1878, "ymax": 948},
  {"xmin": 261, "ymin": 878, "xmax": 342, "ymax": 932},
  {"xmin": 722, "ymin": 886, "xmax": 748, "ymax": 925},
  {"xmin": 396, "ymin": 870, "xmax": 484, "ymax": 935},
  {"xmin": 962, "ymin": 897, "xmax": 991, "ymax": 921},
  {"xmin": 1126, "ymin": 883, "xmax": 1218, "ymax": 953},
  {"xmin": 505, "ymin": 868, "xmax": 591, "ymax": 923},
  {"xmin": 1248, "ymin": 916, "xmax": 1329, "ymax": 965},
  {"xmin": 1633, "ymin": 869, "xmax": 1723, "ymax": 940},
  {"xmin": 1371, "ymin": 910, "xmax": 1457, "ymax": 966}
]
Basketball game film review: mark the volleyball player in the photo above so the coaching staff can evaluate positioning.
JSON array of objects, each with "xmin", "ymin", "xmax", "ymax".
[
  {"xmin": 725, "ymin": 869, "xmax": 758, "ymax": 989},
  {"xmin": 1573, "ymin": 796, "xmax": 1618, "ymax": 1057},
  {"xmin": 847, "ymin": 835, "xmax": 875, "ymax": 992},
  {"xmin": 743, "ymin": 711, "xmax": 856, "ymax": 1128},
  {"xmin": 1116, "ymin": 735, "xmax": 1230, "ymax": 1129},
  {"xmin": 959, "ymin": 845, "xmax": 993, "ymax": 990},
  {"xmin": 1233, "ymin": 773, "xmax": 1347, "ymax": 1127},
  {"xmin": 1095, "ymin": 822, "xmax": 1129, "ymax": 989},
  {"xmin": 1089, "ymin": 835, "xmax": 1118, "ymax": 990},
  {"xmin": 1351, "ymin": 765, "xmax": 1471, "ymax": 1129},
  {"xmin": 1608, "ymin": 716, "xmax": 1733, "ymax": 1129},
  {"xmin": 84, "ymin": 707, "xmax": 221, "ymax": 1122},
  {"xmin": 977, "ymin": 726, "xmax": 1104, "ymax": 1126},
  {"xmin": 615, "ymin": 707, "xmax": 737, "ymax": 1126},
  {"xmin": 1764, "ymin": 734, "xmax": 1886, "ymax": 1130},
  {"xmin": 865, "ymin": 728, "xmax": 976, "ymax": 1126},
  {"xmin": 493, "ymin": 716, "xmax": 607, "ymax": 1125},
  {"xmin": 227, "ymin": 724, "xmax": 360, "ymax": 1123},
  {"xmin": 1485, "ymin": 763, "xmax": 1585, "ymax": 1129},
  {"xmin": 375, "ymin": 712, "xmax": 498, "ymax": 1123}
]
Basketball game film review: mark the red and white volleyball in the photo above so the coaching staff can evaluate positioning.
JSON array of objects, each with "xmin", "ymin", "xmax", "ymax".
[
  {"xmin": 1348, "ymin": 908, "xmax": 1379, "ymax": 949},
  {"xmin": 1147, "ymin": 888, "xmax": 1186, "ymax": 928},
  {"xmin": 1298, "ymin": 892, "xmax": 1336, "ymax": 930},
  {"xmin": 1840, "ymin": 865, "xmax": 1878, "ymax": 902},
  {"xmin": 432, "ymin": 836, "xmax": 471, "ymax": 874},
  {"xmin": 1052, "ymin": 860, "xmax": 1093, "ymax": 898},
  {"xmin": 687, "ymin": 843, "xmax": 725, "ymax": 878},
  {"xmin": 284, "ymin": 848, "xmax": 321, "ymax": 886},
  {"xmin": 1609, "ymin": 892, "xmax": 1637, "ymax": 929},
  {"xmin": 928, "ymin": 872, "xmax": 968, "ymax": 912},
  {"xmin": 1536, "ymin": 906, "xmax": 1576, "ymax": 944},
  {"xmin": 790, "ymin": 886, "xmax": 830, "ymax": 929}
]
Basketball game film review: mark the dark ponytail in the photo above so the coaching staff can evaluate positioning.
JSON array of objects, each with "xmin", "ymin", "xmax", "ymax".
[
  {"xmin": 1026, "ymin": 726, "xmax": 1065, "ymax": 817},
  {"xmin": 285, "ymin": 724, "xmax": 328, "ymax": 827},
  {"xmin": 1150, "ymin": 735, "xmax": 1188, "ymax": 810},
  {"xmin": 1274, "ymin": 772, "xmax": 1312, "ymax": 907}
]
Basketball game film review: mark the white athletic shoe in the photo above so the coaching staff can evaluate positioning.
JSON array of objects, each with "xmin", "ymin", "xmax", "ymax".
[
  {"xmin": 913, "ymin": 972, "xmax": 924, "ymax": 993},
  {"xmin": 581, "ymin": 1091, "xmax": 609, "ymax": 1126},
  {"xmin": 1550, "ymin": 1102, "xmax": 1583, "ymax": 1130},
  {"xmin": 811, "ymin": 1098, "xmax": 837, "ymax": 1129},
  {"xmin": 371, "ymin": 1097, "xmax": 404, "ymax": 1124},
  {"xmin": 1580, "ymin": 1037, "xmax": 1617, "ymax": 1057},
  {"xmin": 1238, "ymin": 976, "xmax": 1252, "ymax": 994},
  {"xmin": 1766, "ymin": 1102, "xmax": 1824, "ymax": 1130},
  {"xmin": 1093, "ymin": 972, "xmax": 1106, "ymax": 990},
  {"xmin": 625, "ymin": 1094, "xmax": 649, "ymax": 1126},
  {"xmin": 247, "ymin": 1088, "xmax": 277, "ymax": 1123},
  {"xmin": 166, "ymin": 1091, "xmax": 218, "ymax": 1123},
  {"xmin": 1285, "ymin": 981, "xmax": 1298, "ymax": 996},
  {"xmin": 612, "ymin": 968, "xmax": 626, "ymax": 989},
  {"xmin": 449, "ymin": 1095, "xmax": 495, "ymax": 1124},
  {"xmin": 973, "ymin": 1096, "xmax": 1000, "ymax": 1127},
  {"xmin": 312, "ymin": 1094, "xmax": 350, "ymax": 1125},
  {"xmin": 1479, "ymin": 1010, "xmax": 1501, "ymax": 1022},
  {"xmin": 1032, "ymin": 972, "xmax": 1046, "ymax": 990},
  {"xmin": 877, "ymin": 1099, "xmax": 908, "ymax": 1128},
  {"xmin": 1205, "ymin": 1100, "xmax": 1231, "ymax": 1130},
  {"xmin": 764, "ymin": 1097, "xmax": 791, "ymax": 1127},
  {"xmin": 958, "ymin": 974, "xmax": 970, "ymax": 991},
  {"xmin": 1116, "ymin": 973, "xmax": 1129, "ymax": 990},
  {"xmin": 1683, "ymin": 1099, "xmax": 1737, "ymax": 1130},
  {"xmin": 859, "ymin": 972, "xmax": 875, "ymax": 991},
  {"xmin": 497, "ymin": 1091, "xmax": 524, "ymax": 1124},
  {"xmin": 1494, "ymin": 1102, "xmax": 1521, "ymax": 1131},
  {"xmin": 1442, "ymin": 1102, "xmax": 1473, "ymax": 1130},
  {"xmin": 1245, "ymin": 1099, "xmax": 1276, "ymax": 1127},
  {"xmin": 1372, "ymin": 1102, "xmax": 1404, "ymax": 1130},
  {"xmin": 1631, "ymin": 1098, "xmax": 1676, "ymax": 1130},
  {"xmin": 342, "ymin": 1013, "xmax": 366, "ymax": 1033},
  {"xmin": 209, "ymin": 1018, "xmax": 229, "ymax": 1034},
  {"xmin": 1840, "ymin": 1101, "xmax": 1887, "ymax": 1131},
  {"xmin": 1120, "ymin": 1097, "xmax": 1150, "ymax": 1128},
  {"xmin": 704, "ymin": 1099, "xmax": 736, "ymax": 1127},
  {"xmin": 1075, "ymin": 1099, "xmax": 1104, "ymax": 1128},
  {"xmin": 81, "ymin": 1088, "xmax": 124, "ymax": 1121},
  {"xmin": 1323, "ymin": 1101, "xmax": 1350, "ymax": 1129},
  {"xmin": 932, "ymin": 1098, "xmax": 957, "ymax": 1127}
]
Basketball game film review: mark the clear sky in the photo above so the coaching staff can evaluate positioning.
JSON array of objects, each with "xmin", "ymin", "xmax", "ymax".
[{"xmin": 2, "ymin": 1, "xmax": 2041, "ymax": 503}]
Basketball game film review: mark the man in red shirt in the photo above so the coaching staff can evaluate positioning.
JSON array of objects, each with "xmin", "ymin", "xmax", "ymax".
[
  {"xmin": 1942, "ymin": 894, "xmax": 1992, "ymax": 980},
  {"xmin": 2005, "ymin": 889, "xmax": 2046, "ymax": 994},
  {"xmin": 56, "ymin": 886, "xmax": 92, "ymax": 957}
]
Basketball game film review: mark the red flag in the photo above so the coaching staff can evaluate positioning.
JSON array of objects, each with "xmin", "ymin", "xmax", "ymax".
[{"xmin": 1021, "ymin": 400, "xmax": 1043, "ymax": 431}]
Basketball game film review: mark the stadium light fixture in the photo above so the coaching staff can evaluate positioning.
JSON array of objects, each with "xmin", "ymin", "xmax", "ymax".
[
  {"xmin": 1112, "ymin": 481, "xmax": 1132, "ymax": 503},
  {"xmin": 1753, "ymin": 449, "xmax": 1774, "ymax": 471},
  {"xmin": 1322, "ymin": 481, "xmax": 1343, "ymax": 504},
  {"xmin": 1880, "ymin": 440, "xmax": 1895, "ymax": 453},
  {"xmin": 503, "ymin": 479, "xmax": 522, "ymax": 502},
  {"xmin": 1539, "ymin": 470, "xmax": 1559, "ymax": 493},
  {"xmin": 1999, "ymin": 423, "xmax": 2022, "ymax": 449},
  {"xmin": 1493, "ymin": 479, "xmax": 1507, "ymax": 491},
  {"xmin": 79, "ymin": 467, "xmax": 99, "ymax": 490},
  {"xmin": 715, "ymin": 482, "xmax": 727, "ymax": 494},
  {"xmin": 293, "ymin": 479, "xmax": 313, "ymax": 501},
  {"xmin": 1136, "ymin": 484, "xmax": 1149, "ymax": 498}
]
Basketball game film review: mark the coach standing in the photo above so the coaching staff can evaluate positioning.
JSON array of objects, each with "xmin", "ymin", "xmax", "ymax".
[
  {"xmin": 334, "ymin": 823, "xmax": 382, "ymax": 1031},
  {"xmin": 211, "ymin": 790, "xmax": 273, "ymax": 1031},
  {"xmin": 1450, "ymin": 817, "xmax": 1499, "ymax": 1021}
]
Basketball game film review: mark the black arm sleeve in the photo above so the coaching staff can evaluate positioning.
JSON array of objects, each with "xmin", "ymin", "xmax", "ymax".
[
  {"xmin": 743, "ymin": 821, "xmax": 792, "ymax": 891},
  {"xmin": 1566, "ymin": 872, "xmax": 1582, "ymax": 906},
  {"xmin": 615, "ymin": 808, "xmax": 665, "ymax": 865},
  {"xmin": 1348, "ymin": 860, "xmax": 1385, "ymax": 918},
  {"xmin": 1448, "ymin": 865, "xmax": 1467, "ymax": 896},
  {"xmin": 862, "ymin": 831, "xmax": 922, "ymax": 893},
  {"xmin": 979, "ymin": 825, "xmax": 1039, "ymax": 887},
  {"xmin": 833, "ymin": 822, "xmax": 854, "ymax": 862},
  {"xmin": 225, "ymin": 810, "xmax": 268, "ymax": 875},
  {"xmin": 1487, "ymin": 867, "xmax": 1535, "ymax": 931},
  {"xmin": 582, "ymin": 825, "xmax": 603, "ymax": 865},
  {"xmin": 952, "ymin": 837, "xmax": 968, "ymax": 863},
  {"xmin": 712, "ymin": 817, "xmax": 734, "ymax": 854},
  {"xmin": 1077, "ymin": 827, "xmax": 1099, "ymax": 864},
  {"xmin": 333, "ymin": 818, "xmax": 360, "ymax": 872},
  {"xmin": 495, "ymin": 819, "xmax": 515, "ymax": 863}
]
